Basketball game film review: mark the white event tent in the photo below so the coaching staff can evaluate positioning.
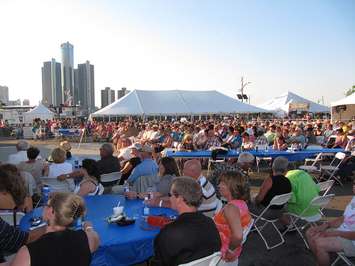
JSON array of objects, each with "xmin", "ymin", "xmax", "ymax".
[
  {"xmin": 259, "ymin": 91, "xmax": 329, "ymax": 117},
  {"xmin": 23, "ymin": 103, "xmax": 55, "ymax": 124},
  {"xmin": 92, "ymin": 89, "xmax": 267, "ymax": 118},
  {"xmin": 331, "ymin": 93, "xmax": 355, "ymax": 121}
]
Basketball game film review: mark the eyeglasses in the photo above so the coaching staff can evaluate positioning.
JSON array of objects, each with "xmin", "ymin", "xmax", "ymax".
[{"xmin": 168, "ymin": 192, "xmax": 178, "ymax": 198}]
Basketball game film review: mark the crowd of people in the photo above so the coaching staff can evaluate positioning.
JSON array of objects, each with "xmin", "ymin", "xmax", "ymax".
[{"xmin": 0, "ymin": 115, "xmax": 354, "ymax": 265}]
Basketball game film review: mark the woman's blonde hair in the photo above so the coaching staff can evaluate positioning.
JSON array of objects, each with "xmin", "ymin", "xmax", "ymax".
[
  {"xmin": 51, "ymin": 148, "xmax": 66, "ymax": 163},
  {"xmin": 219, "ymin": 171, "xmax": 250, "ymax": 202},
  {"xmin": 49, "ymin": 192, "xmax": 86, "ymax": 227}
]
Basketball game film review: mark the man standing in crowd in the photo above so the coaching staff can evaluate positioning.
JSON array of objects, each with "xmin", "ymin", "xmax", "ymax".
[{"xmin": 153, "ymin": 177, "xmax": 221, "ymax": 266}]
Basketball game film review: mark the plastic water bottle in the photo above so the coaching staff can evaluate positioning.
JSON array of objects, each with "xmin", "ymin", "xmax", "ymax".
[
  {"xmin": 123, "ymin": 181, "xmax": 130, "ymax": 193},
  {"xmin": 42, "ymin": 185, "xmax": 51, "ymax": 205},
  {"xmin": 143, "ymin": 196, "xmax": 150, "ymax": 216}
]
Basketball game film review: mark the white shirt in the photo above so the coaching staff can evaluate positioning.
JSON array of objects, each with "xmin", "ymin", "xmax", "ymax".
[
  {"xmin": 338, "ymin": 196, "xmax": 355, "ymax": 244},
  {"xmin": 48, "ymin": 162, "xmax": 73, "ymax": 179},
  {"xmin": 8, "ymin": 151, "xmax": 28, "ymax": 165}
]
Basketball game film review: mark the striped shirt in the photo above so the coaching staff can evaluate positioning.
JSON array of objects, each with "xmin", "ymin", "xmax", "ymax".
[
  {"xmin": 0, "ymin": 217, "xmax": 29, "ymax": 262},
  {"xmin": 197, "ymin": 176, "xmax": 218, "ymax": 217}
]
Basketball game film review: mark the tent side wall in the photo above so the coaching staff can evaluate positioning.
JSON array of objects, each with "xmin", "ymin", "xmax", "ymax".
[{"xmin": 331, "ymin": 105, "xmax": 355, "ymax": 122}]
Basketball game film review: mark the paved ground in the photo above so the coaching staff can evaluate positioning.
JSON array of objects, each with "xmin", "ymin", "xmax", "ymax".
[{"xmin": 1, "ymin": 138, "xmax": 353, "ymax": 266}]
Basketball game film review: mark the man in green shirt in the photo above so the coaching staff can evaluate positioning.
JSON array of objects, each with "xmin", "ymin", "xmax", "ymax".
[{"xmin": 286, "ymin": 169, "xmax": 320, "ymax": 217}]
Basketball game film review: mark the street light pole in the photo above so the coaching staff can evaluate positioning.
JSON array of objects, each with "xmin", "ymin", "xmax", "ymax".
[{"xmin": 240, "ymin": 76, "xmax": 251, "ymax": 103}]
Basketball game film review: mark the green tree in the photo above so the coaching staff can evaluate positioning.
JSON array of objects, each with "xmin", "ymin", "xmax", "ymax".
[{"xmin": 345, "ymin": 85, "xmax": 355, "ymax": 96}]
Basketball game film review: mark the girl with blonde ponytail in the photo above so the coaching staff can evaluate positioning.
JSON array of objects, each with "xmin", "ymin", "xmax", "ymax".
[{"xmin": 11, "ymin": 192, "xmax": 100, "ymax": 266}]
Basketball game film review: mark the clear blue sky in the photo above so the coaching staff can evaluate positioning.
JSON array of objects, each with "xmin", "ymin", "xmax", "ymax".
[{"xmin": 0, "ymin": 0, "xmax": 354, "ymax": 106}]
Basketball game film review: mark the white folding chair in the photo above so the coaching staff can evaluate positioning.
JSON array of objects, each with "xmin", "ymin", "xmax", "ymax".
[
  {"xmin": 299, "ymin": 153, "xmax": 323, "ymax": 173},
  {"xmin": 207, "ymin": 159, "xmax": 225, "ymax": 176},
  {"xmin": 283, "ymin": 194, "xmax": 335, "ymax": 249},
  {"xmin": 41, "ymin": 177, "xmax": 74, "ymax": 192},
  {"xmin": 332, "ymin": 252, "xmax": 355, "ymax": 266},
  {"xmin": 0, "ymin": 211, "xmax": 25, "ymax": 226},
  {"xmin": 320, "ymin": 152, "xmax": 347, "ymax": 185},
  {"xmin": 100, "ymin": 172, "xmax": 122, "ymax": 186},
  {"xmin": 251, "ymin": 192, "xmax": 292, "ymax": 250},
  {"xmin": 179, "ymin": 252, "xmax": 221, "ymax": 266},
  {"xmin": 318, "ymin": 180, "xmax": 335, "ymax": 196}
]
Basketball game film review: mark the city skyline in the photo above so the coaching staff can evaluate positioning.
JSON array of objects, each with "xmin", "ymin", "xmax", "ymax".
[{"xmin": 0, "ymin": 0, "xmax": 354, "ymax": 108}]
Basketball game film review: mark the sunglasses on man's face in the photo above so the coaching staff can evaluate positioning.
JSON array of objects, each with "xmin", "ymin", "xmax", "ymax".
[{"xmin": 168, "ymin": 192, "xmax": 179, "ymax": 198}]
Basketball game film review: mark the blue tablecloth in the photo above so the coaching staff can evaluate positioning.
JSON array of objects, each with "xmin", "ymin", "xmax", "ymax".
[
  {"xmin": 58, "ymin": 128, "xmax": 81, "ymax": 136},
  {"xmin": 165, "ymin": 148, "xmax": 344, "ymax": 162},
  {"xmin": 20, "ymin": 195, "xmax": 177, "ymax": 266}
]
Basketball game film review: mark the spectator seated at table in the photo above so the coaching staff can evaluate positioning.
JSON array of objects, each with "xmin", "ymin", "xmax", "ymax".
[
  {"xmin": 286, "ymin": 127, "xmax": 306, "ymax": 148},
  {"xmin": 283, "ymin": 169, "xmax": 320, "ymax": 224},
  {"xmin": 126, "ymin": 157, "xmax": 180, "ymax": 200},
  {"xmin": 333, "ymin": 128, "xmax": 348, "ymax": 149},
  {"xmin": 119, "ymin": 143, "xmax": 142, "ymax": 185},
  {"xmin": 59, "ymin": 141, "xmax": 79, "ymax": 169},
  {"xmin": 96, "ymin": 143, "xmax": 121, "ymax": 176},
  {"xmin": 152, "ymin": 177, "xmax": 221, "ymax": 266},
  {"xmin": 204, "ymin": 126, "xmax": 222, "ymax": 150},
  {"xmin": 264, "ymin": 124, "xmax": 277, "ymax": 146},
  {"xmin": 1, "ymin": 164, "xmax": 36, "ymax": 213},
  {"xmin": 117, "ymin": 138, "xmax": 133, "ymax": 165},
  {"xmin": 0, "ymin": 170, "xmax": 46, "ymax": 263},
  {"xmin": 214, "ymin": 171, "xmax": 252, "ymax": 263},
  {"xmin": 249, "ymin": 157, "xmax": 292, "ymax": 220},
  {"xmin": 11, "ymin": 192, "xmax": 100, "ymax": 266},
  {"xmin": 177, "ymin": 134, "xmax": 195, "ymax": 151},
  {"xmin": 273, "ymin": 135, "xmax": 288, "ymax": 151},
  {"xmin": 154, "ymin": 128, "xmax": 173, "ymax": 153},
  {"xmin": 182, "ymin": 159, "xmax": 219, "ymax": 217},
  {"xmin": 59, "ymin": 159, "xmax": 101, "ymax": 197},
  {"xmin": 125, "ymin": 144, "xmax": 158, "ymax": 185},
  {"xmin": 241, "ymin": 132, "xmax": 254, "ymax": 150},
  {"xmin": 306, "ymin": 179, "xmax": 355, "ymax": 266},
  {"xmin": 7, "ymin": 140, "xmax": 30, "ymax": 165},
  {"xmin": 223, "ymin": 126, "xmax": 242, "ymax": 150},
  {"xmin": 17, "ymin": 146, "xmax": 47, "ymax": 193},
  {"xmin": 44, "ymin": 148, "xmax": 74, "ymax": 192}
]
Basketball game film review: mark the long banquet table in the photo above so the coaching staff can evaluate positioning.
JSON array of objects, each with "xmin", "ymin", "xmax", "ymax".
[
  {"xmin": 165, "ymin": 148, "xmax": 344, "ymax": 162},
  {"xmin": 20, "ymin": 195, "xmax": 177, "ymax": 266}
]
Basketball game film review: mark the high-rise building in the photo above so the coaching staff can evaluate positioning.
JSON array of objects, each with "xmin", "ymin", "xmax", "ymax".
[
  {"xmin": 0, "ymin": 85, "xmax": 9, "ymax": 104},
  {"xmin": 23, "ymin": 99, "xmax": 30, "ymax": 106},
  {"xmin": 101, "ymin": 87, "xmax": 115, "ymax": 108},
  {"xmin": 61, "ymin": 42, "xmax": 74, "ymax": 105},
  {"xmin": 117, "ymin": 87, "xmax": 130, "ymax": 100},
  {"xmin": 41, "ymin": 59, "xmax": 62, "ymax": 106},
  {"xmin": 76, "ymin": 61, "xmax": 95, "ymax": 114}
]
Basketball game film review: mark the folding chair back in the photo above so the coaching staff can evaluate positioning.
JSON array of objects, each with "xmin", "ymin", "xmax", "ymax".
[
  {"xmin": 179, "ymin": 252, "xmax": 221, "ymax": 266},
  {"xmin": 100, "ymin": 172, "xmax": 122, "ymax": 183},
  {"xmin": 310, "ymin": 194, "xmax": 335, "ymax": 208},
  {"xmin": 269, "ymin": 192, "xmax": 293, "ymax": 207},
  {"xmin": 318, "ymin": 180, "xmax": 334, "ymax": 196},
  {"xmin": 0, "ymin": 211, "xmax": 25, "ymax": 226}
]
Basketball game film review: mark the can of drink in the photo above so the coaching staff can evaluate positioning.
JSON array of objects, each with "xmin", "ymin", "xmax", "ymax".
[{"xmin": 42, "ymin": 185, "xmax": 51, "ymax": 204}]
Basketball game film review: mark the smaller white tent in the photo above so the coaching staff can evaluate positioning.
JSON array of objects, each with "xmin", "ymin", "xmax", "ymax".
[
  {"xmin": 331, "ymin": 94, "xmax": 355, "ymax": 122},
  {"xmin": 259, "ymin": 91, "xmax": 330, "ymax": 116},
  {"xmin": 23, "ymin": 103, "xmax": 55, "ymax": 124}
]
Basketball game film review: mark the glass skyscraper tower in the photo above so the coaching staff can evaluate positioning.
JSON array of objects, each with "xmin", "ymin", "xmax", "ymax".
[{"xmin": 61, "ymin": 42, "xmax": 74, "ymax": 105}]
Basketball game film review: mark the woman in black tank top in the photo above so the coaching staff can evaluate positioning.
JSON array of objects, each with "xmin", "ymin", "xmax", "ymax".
[{"xmin": 11, "ymin": 192, "xmax": 100, "ymax": 266}]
